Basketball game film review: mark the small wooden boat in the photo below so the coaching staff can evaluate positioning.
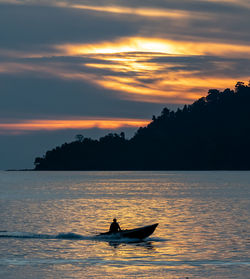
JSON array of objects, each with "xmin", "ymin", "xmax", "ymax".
[{"xmin": 97, "ymin": 223, "xmax": 158, "ymax": 240}]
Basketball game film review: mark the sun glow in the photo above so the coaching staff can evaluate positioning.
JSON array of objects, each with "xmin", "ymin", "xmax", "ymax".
[
  {"xmin": 56, "ymin": 38, "xmax": 178, "ymax": 56},
  {"xmin": 57, "ymin": 37, "xmax": 250, "ymax": 58}
]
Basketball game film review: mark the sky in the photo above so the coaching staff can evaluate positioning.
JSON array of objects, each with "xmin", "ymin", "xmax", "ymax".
[{"xmin": 0, "ymin": 0, "xmax": 249, "ymax": 169}]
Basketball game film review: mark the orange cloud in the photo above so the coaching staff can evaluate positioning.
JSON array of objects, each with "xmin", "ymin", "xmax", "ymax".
[
  {"xmin": 55, "ymin": 37, "xmax": 250, "ymax": 103},
  {"xmin": 94, "ymin": 74, "xmax": 241, "ymax": 103},
  {"xmin": 0, "ymin": 118, "xmax": 150, "ymax": 133},
  {"xmin": 1, "ymin": 36, "xmax": 249, "ymax": 105},
  {"xmin": 0, "ymin": 55, "xmax": 247, "ymax": 105}
]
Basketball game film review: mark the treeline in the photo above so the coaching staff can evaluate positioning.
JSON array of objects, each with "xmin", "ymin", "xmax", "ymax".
[{"xmin": 34, "ymin": 82, "xmax": 250, "ymax": 170}]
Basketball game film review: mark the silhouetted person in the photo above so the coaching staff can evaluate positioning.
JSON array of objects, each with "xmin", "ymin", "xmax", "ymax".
[{"xmin": 109, "ymin": 218, "xmax": 121, "ymax": 233}]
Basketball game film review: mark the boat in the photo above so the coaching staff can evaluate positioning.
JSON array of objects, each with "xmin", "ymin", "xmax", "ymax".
[{"xmin": 97, "ymin": 223, "xmax": 158, "ymax": 240}]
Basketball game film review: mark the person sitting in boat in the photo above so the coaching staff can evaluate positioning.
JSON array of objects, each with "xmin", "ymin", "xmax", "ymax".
[{"xmin": 109, "ymin": 218, "xmax": 121, "ymax": 233}]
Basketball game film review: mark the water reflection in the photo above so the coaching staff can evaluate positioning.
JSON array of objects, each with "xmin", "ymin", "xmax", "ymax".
[
  {"xmin": 1, "ymin": 171, "xmax": 250, "ymax": 279},
  {"xmin": 108, "ymin": 240, "xmax": 154, "ymax": 250}
]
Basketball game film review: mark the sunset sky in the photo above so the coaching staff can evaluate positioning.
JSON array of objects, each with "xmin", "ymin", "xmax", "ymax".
[{"xmin": 0, "ymin": 0, "xmax": 250, "ymax": 169}]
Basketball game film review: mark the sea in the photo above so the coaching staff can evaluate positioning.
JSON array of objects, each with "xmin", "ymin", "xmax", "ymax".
[{"xmin": 0, "ymin": 171, "xmax": 250, "ymax": 279}]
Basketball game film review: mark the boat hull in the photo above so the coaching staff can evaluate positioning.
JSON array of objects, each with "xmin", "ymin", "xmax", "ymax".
[{"xmin": 97, "ymin": 223, "xmax": 158, "ymax": 240}]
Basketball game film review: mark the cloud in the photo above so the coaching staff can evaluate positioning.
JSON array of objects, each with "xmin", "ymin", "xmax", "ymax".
[
  {"xmin": 0, "ymin": 72, "xmax": 169, "ymax": 120},
  {"xmin": 3, "ymin": 0, "xmax": 250, "ymax": 12},
  {"xmin": 0, "ymin": 3, "xmax": 138, "ymax": 50},
  {"xmin": 1, "ymin": 35, "xmax": 249, "ymax": 105},
  {"xmin": 0, "ymin": 118, "xmax": 150, "ymax": 134},
  {"xmin": 55, "ymin": 2, "xmax": 209, "ymax": 20},
  {"xmin": 1, "ymin": 0, "xmax": 250, "ymax": 51}
]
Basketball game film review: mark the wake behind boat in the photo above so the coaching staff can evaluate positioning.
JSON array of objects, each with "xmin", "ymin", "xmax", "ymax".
[
  {"xmin": 97, "ymin": 223, "xmax": 158, "ymax": 240},
  {"xmin": 0, "ymin": 224, "xmax": 158, "ymax": 241}
]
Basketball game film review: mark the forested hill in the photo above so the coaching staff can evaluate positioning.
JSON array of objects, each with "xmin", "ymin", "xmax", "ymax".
[{"xmin": 34, "ymin": 82, "xmax": 250, "ymax": 170}]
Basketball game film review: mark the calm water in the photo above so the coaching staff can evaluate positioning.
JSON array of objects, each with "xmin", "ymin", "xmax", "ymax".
[{"xmin": 0, "ymin": 171, "xmax": 250, "ymax": 279}]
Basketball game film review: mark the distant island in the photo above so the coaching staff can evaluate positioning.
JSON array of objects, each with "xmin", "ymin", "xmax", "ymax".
[{"xmin": 34, "ymin": 82, "xmax": 250, "ymax": 170}]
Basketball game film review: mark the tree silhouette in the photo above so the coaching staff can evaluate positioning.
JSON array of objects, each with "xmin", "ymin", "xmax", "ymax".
[
  {"xmin": 34, "ymin": 82, "xmax": 250, "ymax": 170},
  {"xmin": 75, "ymin": 134, "xmax": 84, "ymax": 142}
]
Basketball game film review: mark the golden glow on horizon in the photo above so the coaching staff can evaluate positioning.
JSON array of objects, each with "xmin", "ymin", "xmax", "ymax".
[
  {"xmin": 57, "ymin": 37, "xmax": 250, "ymax": 58},
  {"xmin": 0, "ymin": 118, "xmax": 150, "ymax": 133}
]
